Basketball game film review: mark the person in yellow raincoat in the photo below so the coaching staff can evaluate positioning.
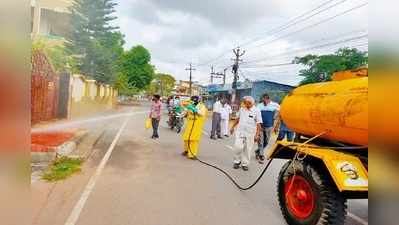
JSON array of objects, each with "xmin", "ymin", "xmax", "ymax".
[{"xmin": 182, "ymin": 96, "xmax": 208, "ymax": 160}]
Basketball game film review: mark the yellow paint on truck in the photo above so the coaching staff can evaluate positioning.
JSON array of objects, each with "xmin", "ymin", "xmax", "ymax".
[{"xmin": 281, "ymin": 76, "xmax": 368, "ymax": 146}]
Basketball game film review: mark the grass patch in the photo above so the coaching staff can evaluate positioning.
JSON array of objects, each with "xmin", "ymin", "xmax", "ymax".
[{"xmin": 42, "ymin": 157, "xmax": 83, "ymax": 182}]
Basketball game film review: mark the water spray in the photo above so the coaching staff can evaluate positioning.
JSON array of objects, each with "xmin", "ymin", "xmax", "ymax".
[{"xmin": 32, "ymin": 111, "xmax": 147, "ymax": 133}]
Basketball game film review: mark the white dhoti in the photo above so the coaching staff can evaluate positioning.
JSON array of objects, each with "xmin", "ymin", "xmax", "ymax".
[
  {"xmin": 221, "ymin": 119, "xmax": 229, "ymax": 136},
  {"xmin": 221, "ymin": 104, "xmax": 231, "ymax": 136},
  {"xmin": 233, "ymin": 132, "xmax": 255, "ymax": 167}
]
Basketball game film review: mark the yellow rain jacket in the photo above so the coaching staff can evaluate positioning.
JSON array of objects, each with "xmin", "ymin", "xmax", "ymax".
[{"xmin": 183, "ymin": 102, "xmax": 207, "ymax": 141}]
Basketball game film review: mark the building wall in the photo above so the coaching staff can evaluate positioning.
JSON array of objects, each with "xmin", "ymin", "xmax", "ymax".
[
  {"xmin": 99, "ymin": 85, "xmax": 105, "ymax": 97},
  {"xmin": 72, "ymin": 75, "xmax": 85, "ymax": 102},
  {"xmin": 31, "ymin": 50, "xmax": 118, "ymax": 124},
  {"xmin": 207, "ymin": 80, "xmax": 294, "ymax": 107},
  {"xmin": 87, "ymin": 80, "xmax": 97, "ymax": 99},
  {"xmin": 39, "ymin": 8, "xmax": 70, "ymax": 37},
  {"xmin": 31, "ymin": 0, "xmax": 73, "ymax": 38},
  {"xmin": 251, "ymin": 81, "xmax": 294, "ymax": 103},
  {"xmin": 70, "ymin": 75, "xmax": 117, "ymax": 119},
  {"xmin": 32, "ymin": 0, "xmax": 74, "ymax": 13},
  {"xmin": 175, "ymin": 80, "xmax": 203, "ymax": 96}
]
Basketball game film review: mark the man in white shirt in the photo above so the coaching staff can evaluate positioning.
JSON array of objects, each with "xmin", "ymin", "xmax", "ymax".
[
  {"xmin": 230, "ymin": 96, "xmax": 262, "ymax": 171},
  {"xmin": 210, "ymin": 98, "xmax": 223, "ymax": 139},
  {"xmin": 221, "ymin": 101, "xmax": 232, "ymax": 137}
]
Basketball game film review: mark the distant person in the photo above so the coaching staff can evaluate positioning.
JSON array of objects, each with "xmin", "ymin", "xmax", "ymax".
[
  {"xmin": 173, "ymin": 96, "xmax": 180, "ymax": 107},
  {"xmin": 276, "ymin": 116, "xmax": 295, "ymax": 142},
  {"xmin": 210, "ymin": 98, "xmax": 223, "ymax": 139},
  {"xmin": 172, "ymin": 97, "xmax": 185, "ymax": 133},
  {"xmin": 167, "ymin": 96, "xmax": 175, "ymax": 127},
  {"xmin": 230, "ymin": 96, "xmax": 262, "ymax": 171},
  {"xmin": 149, "ymin": 94, "xmax": 162, "ymax": 139},
  {"xmin": 256, "ymin": 93, "xmax": 280, "ymax": 164},
  {"xmin": 221, "ymin": 100, "xmax": 232, "ymax": 137},
  {"xmin": 167, "ymin": 96, "xmax": 174, "ymax": 114},
  {"xmin": 182, "ymin": 96, "xmax": 208, "ymax": 159}
]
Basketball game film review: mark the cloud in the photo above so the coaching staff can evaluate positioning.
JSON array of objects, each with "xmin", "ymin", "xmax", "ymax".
[
  {"xmin": 115, "ymin": 0, "xmax": 368, "ymax": 86},
  {"xmin": 124, "ymin": 1, "xmax": 160, "ymax": 25},
  {"xmin": 146, "ymin": 0, "xmax": 282, "ymax": 31}
]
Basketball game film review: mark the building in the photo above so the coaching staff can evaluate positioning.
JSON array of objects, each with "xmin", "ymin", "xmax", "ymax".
[
  {"xmin": 206, "ymin": 79, "xmax": 294, "ymax": 108},
  {"xmin": 174, "ymin": 80, "xmax": 204, "ymax": 96},
  {"xmin": 31, "ymin": 0, "xmax": 73, "ymax": 39},
  {"xmin": 251, "ymin": 80, "xmax": 295, "ymax": 103}
]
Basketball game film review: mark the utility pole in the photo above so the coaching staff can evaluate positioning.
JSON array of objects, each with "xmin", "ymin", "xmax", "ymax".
[
  {"xmin": 231, "ymin": 47, "xmax": 245, "ymax": 104},
  {"xmin": 185, "ymin": 63, "xmax": 196, "ymax": 96},
  {"xmin": 210, "ymin": 65, "xmax": 215, "ymax": 84},
  {"xmin": 223, "ymin": 68, "xmax": 227, "ymax": 85}
]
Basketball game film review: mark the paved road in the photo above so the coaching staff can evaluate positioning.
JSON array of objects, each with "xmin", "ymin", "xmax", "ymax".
[{"xmin": 32, "ymin": 105, "xmax": 368, "ymax": 225}]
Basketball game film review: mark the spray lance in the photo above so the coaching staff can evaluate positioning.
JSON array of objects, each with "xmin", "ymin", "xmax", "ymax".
[{"xmin": 183, "ymin": 96, "xmax": 275, "ymax": 191}]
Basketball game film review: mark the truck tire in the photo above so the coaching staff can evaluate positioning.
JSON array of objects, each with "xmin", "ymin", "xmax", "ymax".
[{"xmin": 277, "ymin": 161, "xmax": 347, "ymax": 225}]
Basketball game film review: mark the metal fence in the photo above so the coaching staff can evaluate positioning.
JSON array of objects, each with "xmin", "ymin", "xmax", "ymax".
[{"xmin": 31, "ymin": 50, "xmax": 60, "ymax": 124}]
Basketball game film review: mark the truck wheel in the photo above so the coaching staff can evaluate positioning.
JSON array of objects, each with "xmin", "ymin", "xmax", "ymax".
[{"xmin": 277, "ymin": 161, "xmax": 347, "ymax": 225}]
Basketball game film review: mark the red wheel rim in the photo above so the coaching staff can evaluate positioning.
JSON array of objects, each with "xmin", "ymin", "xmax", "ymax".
[{"xmin": 284, "ymin": 175, "xmax": 315, "ymax": 219}]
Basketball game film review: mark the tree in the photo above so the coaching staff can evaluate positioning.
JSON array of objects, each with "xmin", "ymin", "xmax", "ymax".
[
  {"xmin": 119, "ymin": 45, "xmax": 155, "ymax": 91},
  {"xmin": 66, "ymin": 0, "xmax": 123, "ymax": 84},
  {"xmin": 32, "ymin": 38, "xmax": 68, "ymax": 72},
  {"xmin": 88, "ymin": 32, "xmax": 125, "ymax": 84},
  {"xmin": 294, "ymin": 48, "xmax": 368, "ymax": 85},
  {"xmin": 114, "ymin": 73, "xmax": 138, "ymax": 96},
  {"xmin": 147, "ymin": 73, "xmax": 176, "ymax": 96}
]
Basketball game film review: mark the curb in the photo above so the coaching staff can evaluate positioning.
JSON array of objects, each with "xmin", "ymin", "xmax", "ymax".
[
  {"xmin": 31, "ymin": 130, "xmax": 88, "ymax": 164},
  {"xmin": 68, "ymin": 125, "xmax": 106, "ymax": 160}
]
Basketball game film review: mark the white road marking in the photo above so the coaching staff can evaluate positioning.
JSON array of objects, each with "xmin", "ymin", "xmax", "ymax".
[
  {"xmin": 32, "ymin": 111, "xmax": 146, "ymax": 133},
  {"xmin": 64, "ymin": 116, "xmax": 130, "ymax": 225},
  {"xmin": 348, "ymin": 212, "xmax": 368, "ymax": 225},
  {"xmin": 63, "ymin": 115, "xmax": 368, "ymax": 225}
]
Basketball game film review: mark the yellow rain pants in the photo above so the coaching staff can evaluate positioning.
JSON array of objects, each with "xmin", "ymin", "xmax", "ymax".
[{"xmin": 182, "ymin": 103, "xmax": 207, "ymax": 158}]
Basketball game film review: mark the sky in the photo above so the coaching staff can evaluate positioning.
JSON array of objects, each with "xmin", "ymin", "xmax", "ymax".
[{"xmin": 114, "ymin": 0, "xmax": 368, "ymax": 86}]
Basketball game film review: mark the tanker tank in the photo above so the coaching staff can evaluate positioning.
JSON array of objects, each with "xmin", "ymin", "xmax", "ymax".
[{"xmin": 280, "ymin": 69, "xmax": 368, "ymax": 146}]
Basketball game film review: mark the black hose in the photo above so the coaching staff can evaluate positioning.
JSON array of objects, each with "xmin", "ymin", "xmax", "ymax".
[
  {"xmin": 285, "ymin": 143, "xmax": 367, "ymax": 150},
  {"xmin": 186, "ymin": 109, "xmax": 274, "ymax": 191}
]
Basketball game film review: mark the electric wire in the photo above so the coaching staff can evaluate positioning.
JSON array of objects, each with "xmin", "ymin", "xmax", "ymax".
[
  {"xmin": 193, "ymin": 3, "xmax": 368, "ymax": 86},
  {"xmin": 236, "ymin": 40, "xmax": 367, "ymax": 83},
  {"xmin": 240, "ymin": 0, "xmax": 349, "ymax": 48},
  {"xmin": 210, "ymin": 28, "xmax": 367, "ymax": 73},
  {"xmin": 241, "ymin": 62, "xmax": 295, "ymax": 69},
  {"xmin": 244, "ymin": 35, "xmax": 368, "ymax": 65},
  {"xmin": 248, "ymin": 2, "xmax": 368, "ymax": 51},
  {"xmin": 196, "ymin": 0, "xmax": 352, "ymax": 67},
  {"xmin": 241, "ymin": 43, "xmax": 368, "ymax": 73},
  {"xmin": 217, "ymin": 38, "xmax": 368, "ymax": 85},
  {"xmin": 242, "ymin": 30, "xmax": 368, "ymax": 65}
]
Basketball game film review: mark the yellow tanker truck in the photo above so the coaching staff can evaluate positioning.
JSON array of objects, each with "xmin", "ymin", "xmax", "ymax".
[{"xmin": 268, "ymin": 68, "xmax": 368, "ymax": 225}]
